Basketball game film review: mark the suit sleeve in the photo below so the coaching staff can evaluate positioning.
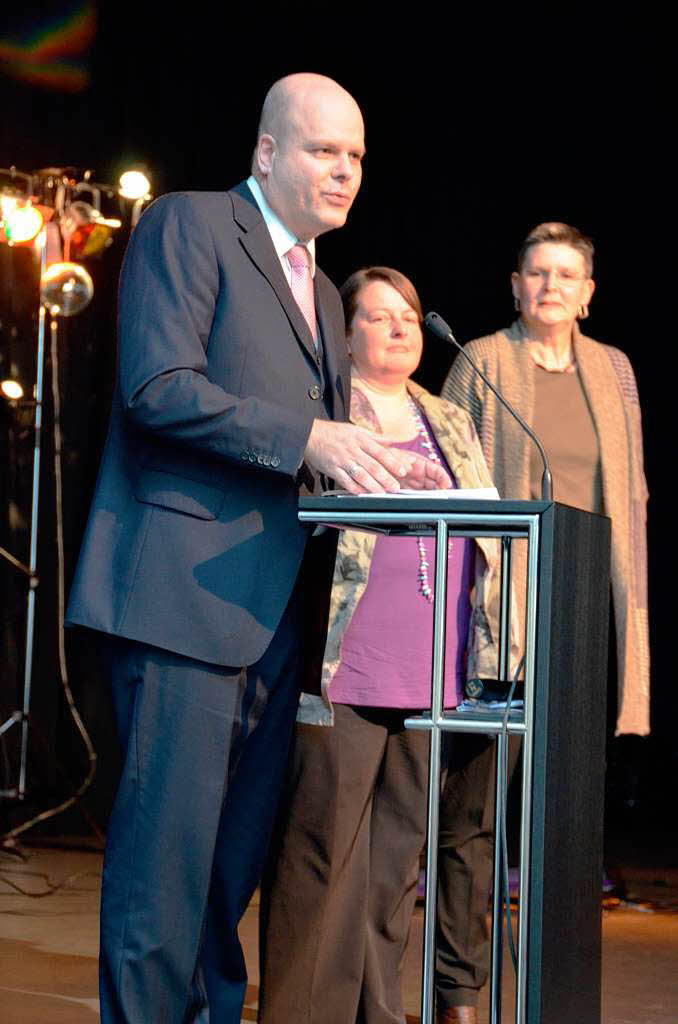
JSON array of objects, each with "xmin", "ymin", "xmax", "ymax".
[{"xmin": 117, "ymin": 192, "xmax": 314, "ymax": 476}]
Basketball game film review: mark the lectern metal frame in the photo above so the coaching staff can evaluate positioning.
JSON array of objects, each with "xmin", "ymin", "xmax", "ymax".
[{"xmin": 299, "ymin": 497, "xmax": 541, "ymax": 1024}]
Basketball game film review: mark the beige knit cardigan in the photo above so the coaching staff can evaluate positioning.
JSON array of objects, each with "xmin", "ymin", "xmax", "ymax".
[{"xmin": 441, "ymin": 320, "xmax": 650, "ymax": 736}]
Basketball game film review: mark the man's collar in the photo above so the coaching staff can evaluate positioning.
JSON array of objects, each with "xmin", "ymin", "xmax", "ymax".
[{"xmin": 246, "ymin": 176, "xmax": 316, "ymax": 276}]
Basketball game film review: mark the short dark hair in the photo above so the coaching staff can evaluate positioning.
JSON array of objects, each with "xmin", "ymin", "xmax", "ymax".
[
  {"xmin": 340, "ymin": 266, "xmax": 423, "ymax": 331},
  {"xmin": 517, "ymin": 222, "xmax": 594, "ymax": 276}
]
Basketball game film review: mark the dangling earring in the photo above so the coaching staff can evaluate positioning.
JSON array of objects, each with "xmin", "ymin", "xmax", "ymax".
[
  {"xmin": 577, "ymin": 304, "xmax": 589, "ymax": 320},
  {"xmin": 514, "ymin": 296, "xmax": 521, "ymax": 312}
]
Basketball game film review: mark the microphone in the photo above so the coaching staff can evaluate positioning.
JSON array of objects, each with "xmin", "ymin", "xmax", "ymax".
[{"xmin": 424, "ymin": 311, "xmax": 553, "ymax": 502}]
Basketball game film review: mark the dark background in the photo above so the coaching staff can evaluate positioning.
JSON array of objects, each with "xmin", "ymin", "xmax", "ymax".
[{"xmin": 1, "ymin": 8, "xmax": 671, "ymax": 860}]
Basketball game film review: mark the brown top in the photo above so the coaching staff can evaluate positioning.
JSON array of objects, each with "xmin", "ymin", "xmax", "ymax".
[{"xmin": 529, "ymin": 366, "xmax": 603, "ymax": 513}]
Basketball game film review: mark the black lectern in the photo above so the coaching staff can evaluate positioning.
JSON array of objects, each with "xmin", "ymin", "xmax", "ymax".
[{"xmin": 298, "ymin": 496, "xmax": 611, "ymax": 1024}]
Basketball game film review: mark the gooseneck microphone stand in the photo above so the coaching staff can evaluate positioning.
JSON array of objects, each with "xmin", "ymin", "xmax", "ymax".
[{"xmin": 424, "ymin": 311, "xmax": 553, "ymax": 502}]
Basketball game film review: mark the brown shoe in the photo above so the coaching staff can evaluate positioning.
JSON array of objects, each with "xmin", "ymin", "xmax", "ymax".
[{"xmin": 437, "ymin": 1008, "xmax": 478, "ymax": 1024}]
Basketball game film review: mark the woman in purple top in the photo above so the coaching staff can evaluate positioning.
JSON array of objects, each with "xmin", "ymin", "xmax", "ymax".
[{"xmin": 259, "ymin": 269, "xmax": 508, "ymax": 1024}]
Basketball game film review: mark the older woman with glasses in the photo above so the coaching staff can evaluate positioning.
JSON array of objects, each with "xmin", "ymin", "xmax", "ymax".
[
  {"xmin": 434, "ymin": 222, "xmax": 649, "ymax": 1020},
  {"xmin": 258, "ymin": 266, "xmax": 514, "ymax": 1024},
  {"xmin": 442, "ymin": 220, "xmax": 648, "ymax": 733}
]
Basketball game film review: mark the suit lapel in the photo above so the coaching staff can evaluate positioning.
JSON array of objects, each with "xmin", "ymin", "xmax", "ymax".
[{"xmin": 230, "ymin": 184, "xmax": 319, "ymax": 364}]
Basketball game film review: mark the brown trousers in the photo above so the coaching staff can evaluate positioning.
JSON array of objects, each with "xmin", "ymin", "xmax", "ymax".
[{"xmin": 258, "ymin": 705, "xmax": 497, "ymax": 1023}]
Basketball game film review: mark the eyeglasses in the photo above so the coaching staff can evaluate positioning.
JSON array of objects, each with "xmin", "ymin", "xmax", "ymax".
[{"xmin": 524, "ymin": 269, "xmax": 587, "ymax": 288}]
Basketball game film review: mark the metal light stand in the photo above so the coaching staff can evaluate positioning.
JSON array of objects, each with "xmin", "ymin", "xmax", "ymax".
[
  {"xmin": 0, "ymin": 244, "xmax": 48, "ymax": 799},
  {"xmin": 1, "ymin": 163, "xmax": 149, "ymax": 811}
]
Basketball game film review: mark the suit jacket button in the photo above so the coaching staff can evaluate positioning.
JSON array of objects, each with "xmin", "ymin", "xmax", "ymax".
[
  {"xmin": 308, "ymin": 385, "xmax": 322, "ymax": 400},
  {"xmin": 248, "ymin": 453, "xmax": 257, "ymax": 463},
  {"xmin": 263, "ymin": 455, "xmax": 271, "ymax": 466},
  {"xmin": 271, "ymin": 456, "xmax": 281, "ymax": 468},
  {"xmin": 240, "ymin": 452, "xmax": 248, "ymax": 461},
  {"xmin": 257, "ymin": 454, "xmax": 265, "ymax": 465}
]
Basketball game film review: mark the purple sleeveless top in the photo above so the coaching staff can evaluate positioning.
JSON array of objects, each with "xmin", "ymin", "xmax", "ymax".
[{"xmin": 329, "ymin": 424, "xmax": 474, "ymax": 710}]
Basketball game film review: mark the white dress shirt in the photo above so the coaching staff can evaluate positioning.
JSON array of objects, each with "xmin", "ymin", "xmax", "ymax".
[{"xmin": 246, "ymin": 175, "xmax": 316, "ymax": 282}]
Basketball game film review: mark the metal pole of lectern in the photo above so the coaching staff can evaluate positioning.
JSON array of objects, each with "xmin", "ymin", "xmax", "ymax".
[
  {"xmin": 420, "ymin": 520, "xmax": 450, "ymax": 1024},
  {"xmin": 515, "ymin": 516, "xmax": 541, "ymax": 1024},
  {"xmin": 405, "ymin": 518, "xmax": 534, "ymax": 1024},
  {"xmin": 297, "ymin": 501, "xmax": 543, "ymax": 1024},
  {"xmin": 490, "ymin": 535, "xmax": 514, "ymax": 1024}
]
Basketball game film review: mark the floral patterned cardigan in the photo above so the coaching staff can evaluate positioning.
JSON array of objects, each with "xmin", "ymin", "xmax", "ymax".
[{"xmin": 297, "ymin": 380, "xmax": 518, "ymax": 726}]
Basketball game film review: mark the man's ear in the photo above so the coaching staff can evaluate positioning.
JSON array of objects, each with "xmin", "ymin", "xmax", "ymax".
[{"xmin": 255, "ymin": 133, "xmax": 276, "ymax": 176}]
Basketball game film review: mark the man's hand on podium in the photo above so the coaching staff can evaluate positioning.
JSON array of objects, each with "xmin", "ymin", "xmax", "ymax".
[{"xmin": 304, "ymin": 419, "xmax": 452, "ymax": 495}]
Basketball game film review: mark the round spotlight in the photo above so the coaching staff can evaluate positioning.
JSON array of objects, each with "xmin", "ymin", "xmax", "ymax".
[
  {"xmin": 2, "ymin": 202, "xmax": 44, "ymax": 245},
  {"xmin": 119, "ymin": 170, "xmax": 151, "ymax": 200},
  {"xmin": 1, "ymin": 379, "xmax": 24, "ymax": 400},
  {"xmin": 40, "ymin": 262, "xmax": 94, "ymax": 316}
]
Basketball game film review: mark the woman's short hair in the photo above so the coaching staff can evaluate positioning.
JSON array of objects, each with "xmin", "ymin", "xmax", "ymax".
[
  {"xmin": 340, "ymin": 266, "xmax": 423, "ymax": 330},
  {"xmin": 517, "ymin": 222, "xmax": 594, "ymax": 276}
]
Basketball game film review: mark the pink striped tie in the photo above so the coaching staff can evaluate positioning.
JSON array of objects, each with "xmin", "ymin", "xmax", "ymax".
[{"xmin": 287, "ymin": 245, "xmax": 317, "ymax": 345}]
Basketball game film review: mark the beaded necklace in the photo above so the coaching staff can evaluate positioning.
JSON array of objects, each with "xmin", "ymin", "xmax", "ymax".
[
  {"xmin": 351, "ymin": 380, "xmax": 452, "ymax": 602},
  {"xmin": 406, "ymin": 397, "xmax": 453, "ymax": 602}
]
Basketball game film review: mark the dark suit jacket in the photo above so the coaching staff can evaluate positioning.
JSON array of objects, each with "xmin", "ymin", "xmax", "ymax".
[{"xmin": 66, "ymin": 183, "xmax": 349, "ymax": 667}]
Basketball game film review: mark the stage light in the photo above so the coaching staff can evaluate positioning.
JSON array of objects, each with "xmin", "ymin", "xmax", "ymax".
[
  {"xmin": 119, "ymin": 170, "xmax": 151, "ymax": 201},
  {"xmin": 60, "ymin": 200, "xmax": 122, "ymax": 259},
  {"xmin": 1, "ymin": 379, "xmax": 24, "ymax": 400},
  {"xmin": 1, "ymin": 198, "xmax": 44, "ymax": 245},
  {"xmin": 40, "ymin": 262, "xmax": 94, "ymax": 316}
]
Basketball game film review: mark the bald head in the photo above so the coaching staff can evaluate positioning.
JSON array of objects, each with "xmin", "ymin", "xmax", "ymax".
[
  {"xmin": 252, "ymin": 73, "xmax": 365, "ymax": 242},
  {"xmin": 256, "ymin": 73, "xmax": 362, "ymax": 148}
]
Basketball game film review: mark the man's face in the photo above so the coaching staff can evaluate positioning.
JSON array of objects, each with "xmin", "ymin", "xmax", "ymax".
[{"xmin": 257, "ymin": 89, "xmax": 365, "ymax": 241}]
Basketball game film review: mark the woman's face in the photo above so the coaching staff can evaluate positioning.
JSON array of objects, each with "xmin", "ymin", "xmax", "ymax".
[
  {"xmin": 511, "ymin": 242, "xmax": 595, "ymax": 330},
  {"xmin": 347, "ymin": 280, "xmax": 423, "ymax": 386}
]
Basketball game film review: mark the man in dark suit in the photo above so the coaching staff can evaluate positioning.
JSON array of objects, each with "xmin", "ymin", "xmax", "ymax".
[{"xmin": 67, "ymin": 73, "xmax": 449, "ymax": 1023}]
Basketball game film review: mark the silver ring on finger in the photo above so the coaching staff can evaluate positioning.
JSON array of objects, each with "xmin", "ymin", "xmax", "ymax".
[{"xmin": 346, "ymin": 462, "xmax": 359, "ymax": 477}]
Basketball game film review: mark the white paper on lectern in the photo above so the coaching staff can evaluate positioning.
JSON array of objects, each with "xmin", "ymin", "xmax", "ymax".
[{"xmin": 321, "ymin": 487, "xmax": 500, "ymax": 500}]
